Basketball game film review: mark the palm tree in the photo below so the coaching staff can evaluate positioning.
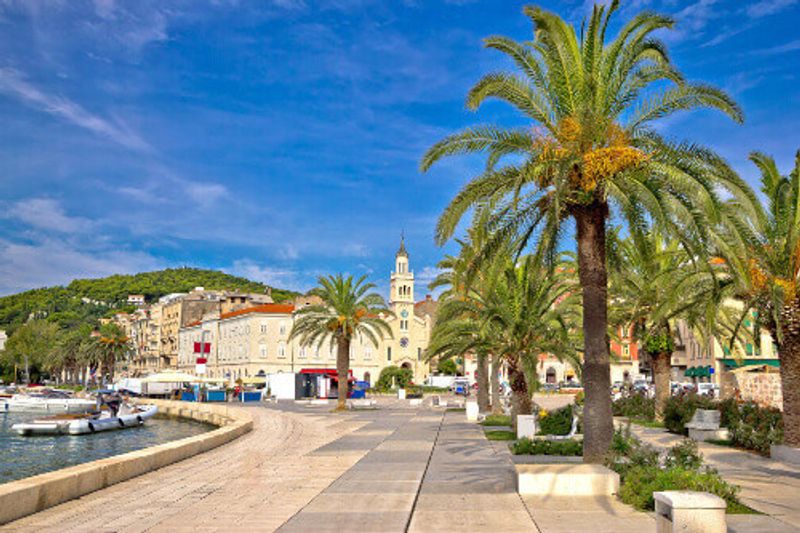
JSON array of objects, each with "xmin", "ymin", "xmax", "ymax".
[
  {"xmin": 2, "ymin": 320, "xmax": 59, "ymax": 384},
  {"xmin": 420, "ymin": 2, "xmax": 748, "ymax": 461},
  {"xmin": 433, "ymin": 255, "xmax": 580, "ymax": 426},
  {"xmin": 290, "ymin": 274, "xmax": 393, "ymax": 411},
  {"xmin": 720, "ymin": 151, "xmax": 800, "ymax": 446},
  {"xmin": 608, "ymin": 229, "xmax": 739, "ymax": 419},
  {"xmin": 93, "ymin": 323, "xmax": 130, "ymax": 384}
]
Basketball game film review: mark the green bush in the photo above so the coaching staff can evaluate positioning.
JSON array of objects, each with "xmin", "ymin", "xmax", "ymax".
[
  {"xmin": 512, "ymin": 438, "xmax": 582, "ymax": 456},
  {"xmin": 664, "ymin": 439, "xmax": 703, "ymax": 470},
  {"xmin": 406, "ymin": 385, "xmax": 423, "ymax": 398},
  {"xmin": 618, "ymin": 466, "xmax": 742, "ymax": 512},
  {"xmin": 375, "ymin": 366, "xmax": 413, "ymax": 391},
  {"xmin": 612, "ymin": 393, "xmax": 655, "ymax": 421},
  {"xmin": 726, "ymin": 402, "xmax": 783, "ymax": 455},
  {"xmin": 539, "ymin": 405, "xmax": 574, "ymax": 435}
]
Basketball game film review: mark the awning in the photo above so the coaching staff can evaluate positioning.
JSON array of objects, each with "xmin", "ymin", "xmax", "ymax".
[
  {"xmin": 685, "ymin": 367, "xmax": 695, "ymax": 377},
  {"xmin": 696, "ymin": 366, "xmax": 711, "ymax": 378},
  {"xmin": 142, "ymin": 371, "xmax": 201, "ymax": 383},
  {"xmin": 720, "ymin": 358, "xmax": 780, "ymax": 369}
]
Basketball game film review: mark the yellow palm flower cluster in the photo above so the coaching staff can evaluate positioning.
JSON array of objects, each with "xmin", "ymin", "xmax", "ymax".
[{"xmin": 533, "ymin": 117, "xmax": 647, "ymax": 192}]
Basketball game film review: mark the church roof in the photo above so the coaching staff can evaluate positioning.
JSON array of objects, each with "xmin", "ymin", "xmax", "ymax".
[{"xmin": 396, "ymin": 236, "xmax": 408, "ymax": 258}]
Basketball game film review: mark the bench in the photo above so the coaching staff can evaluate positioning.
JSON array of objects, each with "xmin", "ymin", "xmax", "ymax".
[
  {"xmin": 686, "ymin": 409, "xmax": 729, "ymax": 442},
  {"xmin": 654, "ymin": 491, "xmax": 726, "ymax": 533}
]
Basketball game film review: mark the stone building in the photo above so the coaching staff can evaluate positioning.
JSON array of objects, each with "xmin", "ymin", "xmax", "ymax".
[{"xmin": 177, "ymin": 239, "xmax": 437, "ymax": 385}]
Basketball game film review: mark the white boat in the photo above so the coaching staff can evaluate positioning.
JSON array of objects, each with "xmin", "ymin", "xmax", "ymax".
[
  {"xmin": 11, "ymin": 404, "xmax": 158, "ymax": 436},
  {"xmin": 1, "ymin": 393, "xmax": 96, "ymax": 414}
]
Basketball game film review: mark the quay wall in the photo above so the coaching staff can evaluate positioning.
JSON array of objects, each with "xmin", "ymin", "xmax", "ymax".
[{"xmin": 0, "ymin": 400, "xmax": 253, "ymax": 525}]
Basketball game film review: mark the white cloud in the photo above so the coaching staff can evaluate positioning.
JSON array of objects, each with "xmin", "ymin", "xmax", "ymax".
[
  {"xmin": 747, "ymin": 0, "xmax": 797, "ymax": 17},
  {"xmin": 6, "ymin": 198, "xmax": 93, "ymax": 233},
  {"xmin": 0, "ymin": 68, "xmax": 151, "ymax": 151},
  {"xmin": 0, "ymin": 237, "xmax": 161, "ymax": 295},
  {"xmin": 751, "ymin": 39, "xmax": 800, "ymax": 56},
  {"xmin": 414, "ymin": 265, "xmax": 443, "ymax": 294},
  {"xmin": 184, "ymin": 182, "xmax": 229, "ymax": 207},
  {"xmin": 228, "ymin": 259, "xmax": 306, "ymax": 291}
]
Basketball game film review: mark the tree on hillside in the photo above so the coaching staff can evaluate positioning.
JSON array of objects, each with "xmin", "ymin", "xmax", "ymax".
[
  {"xmin": 289, "ymin": 274, "xmax": 392, "ymax": 411},
  {"xmin": 92, "ymin": 323, "xmax": 130, "ymax": 384},
  {"xmin": 721, "ymin": 151, "xmax": 800, "ymax": 447},
  {"xmin": 420, "ymin": 2, "xmax": 748, "ymax": 461},
  {"xmin": 2, "ymin": 320, "xmax": 59, "ymax": 384}
]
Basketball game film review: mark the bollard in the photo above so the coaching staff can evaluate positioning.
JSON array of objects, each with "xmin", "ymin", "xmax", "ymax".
[
  {"xmin": 654, "ymin": 491, "xmax": 726, "ymax": 533},
  {"xmin": 517, "ymin": 415, "xmax": 536, "ymax": 439},
  {"xmin": 466, "ymin": 401, "xmax": 479, "ymax": 421}
]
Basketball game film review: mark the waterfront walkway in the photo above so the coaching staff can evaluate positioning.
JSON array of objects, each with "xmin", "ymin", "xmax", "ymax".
[
  {"xmin": 623, "ymin": 420, "xmax": 800, "ymax": 532},
  {"xmin": 7, "ymin": 402, "xmax": 797, "ymax": 532}
]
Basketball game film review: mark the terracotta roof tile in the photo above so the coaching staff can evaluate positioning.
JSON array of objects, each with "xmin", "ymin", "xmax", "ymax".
[{"xmin": 220, "ymin": 303, "xmax": 295, "ymax": 320}]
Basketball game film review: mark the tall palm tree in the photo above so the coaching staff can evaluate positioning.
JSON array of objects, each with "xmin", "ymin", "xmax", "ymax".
[
  {"xmin": 94, "ymin": 323, "xmax": 130, "ymax": 384},
  {"xmin": 290, "ymin": 274, "xmax": 392, "ymax": 411},
  {"xmin": 720, "ymin": 151, "xmax": 800, "ymax": 446},
  {"xmin": 420, "ymin": 2, "xmax": 748, "ymax": 461}
]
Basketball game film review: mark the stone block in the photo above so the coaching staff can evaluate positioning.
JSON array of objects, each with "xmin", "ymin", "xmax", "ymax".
[
  {"xmin": 688, "ymin": 428, "xmax": 730, "ymax": 442},
  {"xmin": 517, "ymin": 415, "xmax": 536, "ymax": 439},
  {"xmin": 466, "ymin": 401, "xmax": 479, "ymax": 421},
  {"xmin": 771, "ymin": 444, "xmax": 800, "ymax": 466},
  {"xmin": 398, "ymin": 388, "xmax": 407, "ymax": 400},
  {"xmin": 654, "ymin": 490, "xmax": 726, "ymax": 533},
  {"xmin": 516, "ymin": 464, "xmax": 619, "ymax": 496},
  {"xmin": 409, "ymin": 398, "xmax": 422, "ymax": 406}
]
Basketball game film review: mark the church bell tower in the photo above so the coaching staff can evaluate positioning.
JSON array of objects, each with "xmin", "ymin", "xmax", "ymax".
[{"xmin": 390, "ymin": 235, "xmax": 414, "ymax": 306}]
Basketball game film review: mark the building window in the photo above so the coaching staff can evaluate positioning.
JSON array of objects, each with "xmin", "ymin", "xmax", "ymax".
[
  {"xmin": 260, "ymin": 323, "xmax": 267, "ymax": 334},
  {"xmin": 279, "ymin": 321, "xmax": 287, "ymax": 336},
  {"xmin": 387, "ymin": 347, "xmax": 392, "ymax": 361},
  {"xmin": 299, "ymin": 347, "xmax": 307, "ymax": 359},
  {"xmin": 400, "ymin": 320, "xmax": 408, "ymax": 331},
  {"xmin": 259, "ymin": 344, "xmax": 267, "ymax": 358},
  {"xmin": 278, "ymin": 342, "xmax": 286, "ymax": 359},
  {"xmin": 418, "ymin": 347, "xmax": 422, "ymax": 360},
  {"xmin": 622, "ymin": 344, "xmax": 630, "ymax": 359},
  {"xmin": 365, "ymin": 347, "xmax": 372, "ymax": 360}
]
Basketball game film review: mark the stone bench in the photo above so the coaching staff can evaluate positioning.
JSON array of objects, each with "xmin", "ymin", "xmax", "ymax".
[
  {"xmin": 654, "ymin": 491, "xmax": 726, "ymax": 533},
  {"xmin": 686, "ymin": 409, "xmax": 729, "ymax": 442},
  {"xmin": 348, "ymin": 399, "xmax": 377, "ymax": 409},
  {"xmin": 408, "ymin": 398, "xmax": 422, "ymax": 407},
  {"xmin": 516, "ymin": 464, "xmax": 619, "ymax": 496}
]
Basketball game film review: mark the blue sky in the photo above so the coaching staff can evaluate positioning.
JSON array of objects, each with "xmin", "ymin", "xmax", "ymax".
[{"xmin": 0, "ymin": 0, "xmax": 798, "ymax": 298}]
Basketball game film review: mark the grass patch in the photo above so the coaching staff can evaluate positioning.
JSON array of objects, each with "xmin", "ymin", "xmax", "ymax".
[
  {"xmin": 446, "ymin": 407, "xmax": 466, "ymax": 412},
  {"xmin": 484, "ymin": 429, "xmax": 516, "ymax": 441},
  {"xmin": 479, "ymin": 414, "xmax": 512, "ymax": 427},
  {"xmin": 512, "ymin": 438, "xmax": 582, "ymax": 456},
  {"xmin": 727, "ymin": 502, "xmax": 762, "ymax": 514},
  {"xmin": 629, "ymin": 418, "xmax": 665, "ymax": 429}
]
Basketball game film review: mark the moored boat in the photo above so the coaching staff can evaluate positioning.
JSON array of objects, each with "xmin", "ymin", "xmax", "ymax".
[
  {"xmin": 1, "ymin": 392, "xmax": 96, "ymax": 414},
  {"xmin": 11, "ymin": 404, "xmax": 158, "ymax": 436}
]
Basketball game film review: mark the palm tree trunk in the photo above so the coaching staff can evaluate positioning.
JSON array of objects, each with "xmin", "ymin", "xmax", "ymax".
[
  {"xmin": 476, "ymin": 352, "xmax": 490, "ymax": 413},
  {"xmin": 336, "ymin": 337, "xmax": 350, "ymax": 411},
  {"xmin": 653, "ymin": 351, "xmax": 671, "ymax": 421},
  {"xmin": 574, "ymin": 203, "xmax": 614, "ymax": 463},
  {"xmin": 490, "ymin": 354, "xmax": 502, "ymax": 415},
  {"xmin": 508, "ymin": 355, "xmax": 532, "ymax": 429},
  {"xmin": 779, "ymin": 304, "xmax": 800, "ymax": 446}
]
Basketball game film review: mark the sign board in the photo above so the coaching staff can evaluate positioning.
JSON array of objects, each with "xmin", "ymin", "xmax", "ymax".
[{"xmin": 196, "ymin": 363, "xmax": 207, "ymax": 375}]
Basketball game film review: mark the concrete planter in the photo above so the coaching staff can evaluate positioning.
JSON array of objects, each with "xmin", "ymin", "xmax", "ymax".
[
  {"xmin": 771, "ymin": 444, "xmax": 800, "ymax": 466},
  {"xmin": 511, "ymin": 455, "xmax": 583, "ymax": 465},
  {"xmin": 516, "ymin": 464, "xmax": 619, "ymax": 496}
]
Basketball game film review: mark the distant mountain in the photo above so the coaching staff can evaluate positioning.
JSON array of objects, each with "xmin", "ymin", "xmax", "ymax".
[{"xmin": 0, "ymin": 267, "xmax": 299, "ymax": 332}]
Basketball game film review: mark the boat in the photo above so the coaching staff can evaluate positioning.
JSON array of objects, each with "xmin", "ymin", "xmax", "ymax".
[
  {"xmin": 11, "ymin": 403, "xmax": 158, "ymax": 436},
  {"xmin": 1, "ymin": 390, "xmax": 96, "ymax": 414}
]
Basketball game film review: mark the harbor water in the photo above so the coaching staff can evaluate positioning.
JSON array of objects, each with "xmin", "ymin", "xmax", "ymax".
[{"xmin": 0, "ymin": 410, "xmax": 212, "ymax": 484}]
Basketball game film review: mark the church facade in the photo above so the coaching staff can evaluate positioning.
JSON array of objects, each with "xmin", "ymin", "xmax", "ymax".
[{"xmin": 176, "ymin": 238, "xmax": 437, "ymax": 385}]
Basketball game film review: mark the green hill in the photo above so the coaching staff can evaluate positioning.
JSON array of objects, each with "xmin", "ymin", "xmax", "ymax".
[{"xmin": 0, "ymin": 268, "xmax": 299, "ymax": 333}]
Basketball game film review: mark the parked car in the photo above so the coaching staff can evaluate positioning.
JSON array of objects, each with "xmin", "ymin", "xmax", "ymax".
[{"xmin": 696, "ymin": 382, "xmax": 719, "ymax": 398}]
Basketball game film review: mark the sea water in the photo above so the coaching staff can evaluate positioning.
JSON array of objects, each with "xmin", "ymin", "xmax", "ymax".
[{"xmin": 0, "ymin": 411, "xmax": 212, "ymax": 484}]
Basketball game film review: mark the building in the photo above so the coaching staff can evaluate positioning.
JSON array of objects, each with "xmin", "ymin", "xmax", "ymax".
[
  {"xmin": 127, "ymin": 294, "xmax": 146, "ymax": 307},
  {"xmin": 176, "ymin": 238, "xmax": 437, "ymax": 385},
  {"xmin": 0, "ymin": 329, "xmax": 6, "ymax": 351}
]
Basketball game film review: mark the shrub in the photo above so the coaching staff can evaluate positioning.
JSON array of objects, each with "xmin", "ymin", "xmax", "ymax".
[
  {"xmin": 618, "ymin": 466, "xmax": 741, "ymax": 512},
  {"xmin": 612, "ymin": 392, "xmax": 655, "ymax": 421},
  {"xmin": 484, "ymin": 429, "xmax": 516, "ymax": 441},
  {"xmin": 405, "ymin": 385, "xmax": 423, "ymax": 398},
  {"xmin": 539, "ymin": 405, "xmax": 574, "ymax": 435},
  {"xmin": 375, "ymin": 366, "xmax": 413, "ymax": 391},
  {"xmin": 664, "ymin": 439, "xmax": 703, "ymax": 470},
  {"xmin": 513, "ymin": 438, "xmax": 582, "ymax": 456},
  {"xmin": 727, "ymin": 402, "xmax": 783, "ymax": 455}
]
